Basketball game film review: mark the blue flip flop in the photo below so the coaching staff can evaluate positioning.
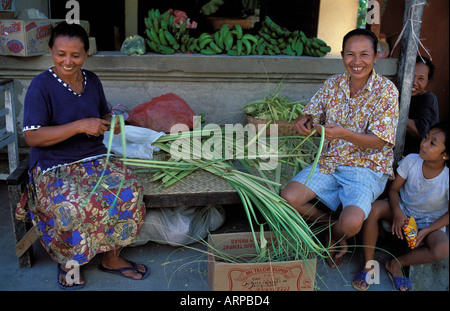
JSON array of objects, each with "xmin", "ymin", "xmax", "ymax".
[
  {"xmin": 387, "ymin": 271, "xmax": 411, "ymax": 291},
  {"xmin": 57, "ymin": 263, "xmax": 85, "ymax": 290},
  {"xmin": 98, "ymin": 260, "xmax": 150, "ymax": 280}
]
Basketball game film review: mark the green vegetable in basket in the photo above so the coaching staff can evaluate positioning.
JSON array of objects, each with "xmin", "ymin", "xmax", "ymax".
[{"xmin": 243, "ymin": 81, "xmax": 306, "ymax": 122}]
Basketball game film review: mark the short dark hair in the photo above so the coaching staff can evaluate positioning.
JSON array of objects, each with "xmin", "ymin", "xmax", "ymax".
[
  {"xmin": 342, "ymin": 28, "xmax": 378, "ymax": 54},
  {"xmin": 416, "ymin": 55, "xmax": 435, "ymax": 80},
  {"xmin": 48, "ymin": 21, "xmax": 89, "ymax": 52},
  {"xmin": 429, "ymin": 121, "xmax": 449, "ymax": 167}
]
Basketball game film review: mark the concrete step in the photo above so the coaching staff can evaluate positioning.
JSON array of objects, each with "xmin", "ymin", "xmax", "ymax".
[{"xmin": 409, "ymin": 257, "xmax": 449, "ymax": 291}]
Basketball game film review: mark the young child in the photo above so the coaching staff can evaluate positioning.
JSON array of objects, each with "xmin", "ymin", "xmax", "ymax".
[
  {"xmin": 404, "ymin": 56, "xmax": 439, "ymax": 156},
  {"xmin": 353, "ymin": 121, "xmax": 449, "ymax": 291}
]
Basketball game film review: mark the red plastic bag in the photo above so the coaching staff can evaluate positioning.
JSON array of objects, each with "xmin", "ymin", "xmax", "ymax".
[{"xmin": 127, "ymin": 93, "xmax": 195, "ymax": 133}]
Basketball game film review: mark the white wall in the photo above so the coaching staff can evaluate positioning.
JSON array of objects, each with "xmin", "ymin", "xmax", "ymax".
[
  {"xmin": 317, "ymin": 0, "xmax": 359, "ymax": 56},
  {"xmin": 12, "ymin": 0, "xmax": 49, "ymax": 18}
]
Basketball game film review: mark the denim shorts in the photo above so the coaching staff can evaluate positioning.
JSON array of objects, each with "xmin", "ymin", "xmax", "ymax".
[{"xmin": 291, "ymin": 165, "xmax": 389, "ymax": 219}]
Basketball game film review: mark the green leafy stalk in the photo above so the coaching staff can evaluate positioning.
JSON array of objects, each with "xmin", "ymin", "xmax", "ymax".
[{"xmin": 116, "ymin": 123, "xmax": 328, "ymax": 262}]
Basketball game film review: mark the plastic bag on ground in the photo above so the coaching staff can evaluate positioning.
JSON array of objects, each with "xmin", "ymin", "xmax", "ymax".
[
  {"xmin": 127, "ymin": 93, "xmax": 195, "ymax": 133},
  {"xmin": 132, "ymin": 205, "xmax": 226, "ymax": 247},
  {"xmin": 103, "ymin": 125, "xmax": 165, "ymax": 159}
]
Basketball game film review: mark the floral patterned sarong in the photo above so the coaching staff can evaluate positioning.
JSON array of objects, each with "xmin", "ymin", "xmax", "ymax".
[{"xmin": 15, "ymin": 157, "xmax": 146, "ymax": 265}]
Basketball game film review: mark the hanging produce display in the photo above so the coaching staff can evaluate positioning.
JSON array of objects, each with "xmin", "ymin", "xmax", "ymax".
[{"xmin": 144, "ymin": 8, "xmax": 331, "ymax": 57}]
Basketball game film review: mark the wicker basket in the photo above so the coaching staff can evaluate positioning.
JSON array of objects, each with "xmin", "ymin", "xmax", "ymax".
[
  {"xmin": 245, "ymin": 114, "xmax": 298, "ymax": 137},
  {"xmin": 207, "ymin": 17, "xmax": 253, "ymax": 31}
]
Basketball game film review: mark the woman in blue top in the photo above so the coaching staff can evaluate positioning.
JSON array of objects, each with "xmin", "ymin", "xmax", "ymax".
[{"xmin": 17, "ymin": 22, "xmax": 149, "ymax": 289}]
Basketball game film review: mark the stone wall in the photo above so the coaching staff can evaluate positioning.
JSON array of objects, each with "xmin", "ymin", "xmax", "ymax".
[{"xmin": 0, "ymin": 52, "xmax": 398, "ymax": 147}]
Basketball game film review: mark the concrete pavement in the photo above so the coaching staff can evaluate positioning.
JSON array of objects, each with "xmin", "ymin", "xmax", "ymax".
[{"xmin": 0, "ymin": 181, "xmax": 447, "ymax": 293}]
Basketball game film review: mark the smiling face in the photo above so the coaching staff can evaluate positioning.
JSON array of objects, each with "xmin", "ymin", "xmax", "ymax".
[
  {"xmin": 49, "ymin": 35, "xmax": 88, "ymax": 79},
  {"xmin": 341, "ymin": 35, "xmax": 378, "ymax": 83},
  {"xmin": 411, "ymin": 62, "xmax": 430, "ymax": 96}
]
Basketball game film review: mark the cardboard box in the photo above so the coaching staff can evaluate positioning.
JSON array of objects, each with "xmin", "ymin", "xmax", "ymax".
[
  {"xmin": 207, "ymin": 232, "xmax": 317, "ymax": 291},
  {"xmin": 1, "ymin": 0, "xmax": 14, "ymax": 11},
  {"xmin": 0, "ymin": 12, "xmax": 14, "ymax": 19},
  {"xmin": 0, "ymin": 19, "xmax": 89, "ymax": 57}
]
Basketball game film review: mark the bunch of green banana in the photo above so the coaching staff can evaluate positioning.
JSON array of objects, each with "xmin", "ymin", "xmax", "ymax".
[
  {"xmin": 258, "ymin": 16, "xmax": 291, "ymax": 55},
  {"xmin": 144, "ymin": 8, "xmax": 189, "ymax": 54},
  {"xmin": 198, "ymin": 32, "xmax": 218, "ymax": 54},
  {"xmin": 144, "ymin": 10, "xmax": 332, "ymax": 57},
  {"xmin": 200, "ymin": 0, "xmax": 224, "ymax": 16},
  {"xmin": 227, "ymin": 33, "xmax": 265, "ymax": 56},
  {"xmin": 223, "ymin": 24, "xmax": 261, "ymax": 56},
  {"xmin": 260, "ymin": 16, "xmax": 332, "ymax": 57},
  {"xmin": 192, "ymin": 24, "xmax": 261, "ymax": 56},
  {"xmin": 282, "ymin": 30, "xmax": 303, "ymax": 56},
  {"xmin": 194, "ymin": 19, "xmax": 286, "ymax": 56},
  {"xmin": 301, "ymin": 36, "xmax": 331, "ymax": 57}
]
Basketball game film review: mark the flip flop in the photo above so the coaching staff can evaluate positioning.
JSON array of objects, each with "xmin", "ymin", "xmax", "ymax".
[
  {"xmin": 387, "ymin": 271, "xmax": 411, "ymax": 291},
  {"xmin": 57, "ymin": 263, "xmax": 85, "ymax": 290},
  {"xmin": 352, "ymin": 270, "xmax": 371, "ymax": 291},
  {"xmin": 98, "ymin": 260, "xmax": 150, "ymax": 280}
]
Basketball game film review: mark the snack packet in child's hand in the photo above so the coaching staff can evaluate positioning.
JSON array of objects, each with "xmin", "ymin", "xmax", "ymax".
[{"xmin": 402, "ymin": 216, "xmax": 417, "ymax": 249}]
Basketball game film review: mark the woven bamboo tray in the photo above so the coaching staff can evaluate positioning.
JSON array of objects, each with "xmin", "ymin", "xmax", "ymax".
[
  {"xmin": 138, "ymin": 170, "xmax": 240, "ymax": 208},
  {"xmin": 207, "ymin": 17, "xmax": 253, "ymax": 31},
  {"xmin": 245, "ymin": 114, "xmax": 298, "ymax": 137}
]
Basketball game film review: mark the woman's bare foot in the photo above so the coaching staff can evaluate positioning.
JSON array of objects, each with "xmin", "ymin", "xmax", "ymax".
[
  {"xmin": 100, "ymin": 251, "xmax": 148, "ymax": 280},
  {"xmin": 352, "ymin": 267, "xmax": 372, "ymax": 291},
  {"xmin": 324, "ymin": 234, "xmax": 348, "ymax": 269},
  {"xmin": 58, "ymin": 263, "xmax": 85, "ymax": 288}
]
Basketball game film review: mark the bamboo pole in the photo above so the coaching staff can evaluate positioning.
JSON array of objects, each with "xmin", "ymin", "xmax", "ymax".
[{"xmin": 394, "ymin": 0, "xmax": 426, "ymax": 164}]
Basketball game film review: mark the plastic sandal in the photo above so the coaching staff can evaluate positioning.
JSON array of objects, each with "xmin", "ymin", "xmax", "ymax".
[
  {"xmin": 98, "ymin": 259, "xmax": 150, "ymax": 280},
  {"xmin": 352, "ymin": 270, "xmax": 371, "ymax": 291},
  {"xmin": 57, "ymin": 263, "xmax": 85, "ymax": 290}
]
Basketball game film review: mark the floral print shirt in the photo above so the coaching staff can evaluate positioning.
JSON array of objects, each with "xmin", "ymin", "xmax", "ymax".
[{"xmin": 303, "ymin": 70, "xmax": 399, "ymax": 177}]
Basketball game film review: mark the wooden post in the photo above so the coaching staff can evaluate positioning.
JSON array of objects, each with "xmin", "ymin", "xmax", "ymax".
[
  {"xmin": 125, "ymin": 0, "xmax": 139, "ymax": 37},
  {"xmin": 394, "ymin": 0, "xmax": 426, "ymax": 164},
  {"xmin": 0, "ymin": 79, "xmax": 19, "ymax": 180},
  {"xmin": 7, "ymin": 157, "xmax": 34, "ymax": 268}
]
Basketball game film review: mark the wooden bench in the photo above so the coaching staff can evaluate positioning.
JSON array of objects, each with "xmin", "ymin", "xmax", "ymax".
[
  {"xmin": 0, "ymin": 79, "xmax": 19, "ymax": 181},
  {"xmin": 7, "ymin": 159, "xmax": 241, "ymax": 268}
]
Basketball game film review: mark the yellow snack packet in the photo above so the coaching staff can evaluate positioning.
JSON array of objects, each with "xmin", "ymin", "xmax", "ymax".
[{"xmin": 402, "ymin": 216, "xmax": 418, "ymax": 249}]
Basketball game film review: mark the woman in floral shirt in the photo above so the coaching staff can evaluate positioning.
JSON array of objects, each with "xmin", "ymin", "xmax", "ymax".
[{"xmin": 281, "ymin": 29, "xmax": 399, "ymax": 268}]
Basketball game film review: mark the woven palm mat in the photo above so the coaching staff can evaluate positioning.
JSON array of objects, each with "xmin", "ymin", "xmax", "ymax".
[{"xmin": 138, "ymin": 170, "xmax": 237, "ymax": 195}]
